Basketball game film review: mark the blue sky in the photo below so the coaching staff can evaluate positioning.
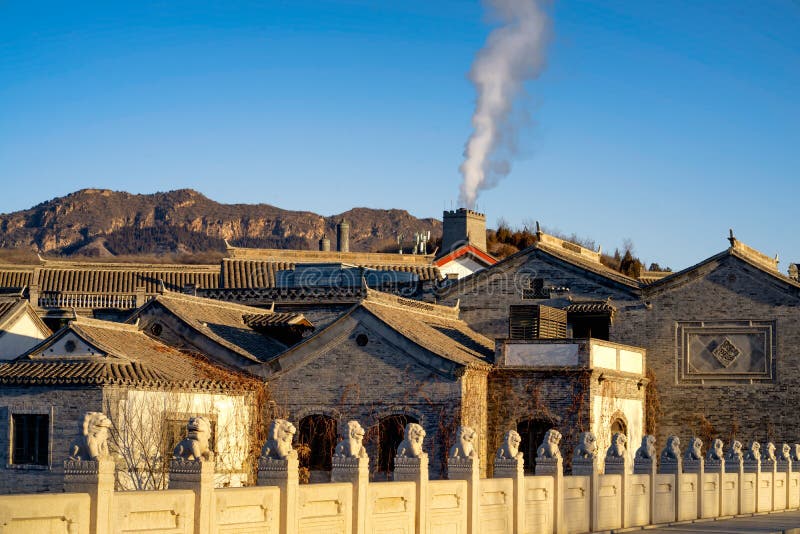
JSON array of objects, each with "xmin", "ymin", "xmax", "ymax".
[{"xmin": 0, "ymin": 1, "xmax": 797, "ymax": 270}]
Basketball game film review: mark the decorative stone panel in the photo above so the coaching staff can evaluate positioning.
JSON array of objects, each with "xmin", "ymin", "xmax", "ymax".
[{"xmin": 675, "ymin": 320, "xmax": 776, "ymax": 384}]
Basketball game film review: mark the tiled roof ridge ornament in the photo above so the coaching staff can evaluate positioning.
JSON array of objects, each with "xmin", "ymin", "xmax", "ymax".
[{"xmin": 728, "ymin": 228, "xmax": 736, "ymax": 247}]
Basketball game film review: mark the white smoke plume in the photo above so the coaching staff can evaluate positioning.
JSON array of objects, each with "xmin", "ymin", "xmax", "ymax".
[{"xmin": 459, "ymin": 0, "xmax": 551, "ymax": 208}]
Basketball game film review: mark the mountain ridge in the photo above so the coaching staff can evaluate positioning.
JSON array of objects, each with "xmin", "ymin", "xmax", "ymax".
[{"xmin": 0, "ymin": 188, "xmax": 442, "ymax": 258}]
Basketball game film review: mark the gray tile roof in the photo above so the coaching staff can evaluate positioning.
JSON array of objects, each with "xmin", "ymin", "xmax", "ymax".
[
  {"xmin": 135, "ymin": 292, "xmax": 313, "ymax": 363},
  {"xmin": 0, "ymin": 317, "xmax": 258, "ymax": 389},
  {"xmin": 358, "ymin": 289, "xmax": 494, "ymax": 367}
]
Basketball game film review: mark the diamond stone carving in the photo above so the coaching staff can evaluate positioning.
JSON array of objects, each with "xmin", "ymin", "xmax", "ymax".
[{"xmin": 712, "ymin": 338, "xmax": 741, "ymax": 367}]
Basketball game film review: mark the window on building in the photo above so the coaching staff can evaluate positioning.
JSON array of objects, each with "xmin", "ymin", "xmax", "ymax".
[
  {"xmin": 517, "ymin": 418, "xmax": 553, "ymax": 474},
  {"xmin": 298, "ymin": 415, "xmax": 337, "ymax": 471},
  {"xmin": 568, "ymin": 313, "xmax": 611, "ymax": 340},
  {"xmin": 375, "ymin": 414, "xmax": 419, "ymax": 479},
  {"xmin": 521, "ymin": 278, "xmax": 548, "ymax": 300},
  {"xmin": 11, "ymin": 413, "xmax": 49, "ymax": 466}
]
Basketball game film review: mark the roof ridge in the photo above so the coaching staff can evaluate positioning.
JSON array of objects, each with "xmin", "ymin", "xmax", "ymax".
[
  {"xmin": 159, "ymin": 290, "xmax": 273, "ymax": 314},
  {"xmin": 363, "ymin": 287, "xmax": 460, "ymax": 320},
  {"xmin": 73, "ymin": 315, "xmax": 141, "ymax": 332}
]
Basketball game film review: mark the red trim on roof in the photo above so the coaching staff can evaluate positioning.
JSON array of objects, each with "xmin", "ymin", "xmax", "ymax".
[{"xmin": 434, "ymin": 245, "xmax": 497, "ymax": 267}]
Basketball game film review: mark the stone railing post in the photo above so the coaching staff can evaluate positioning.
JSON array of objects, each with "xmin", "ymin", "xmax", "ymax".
[
  {"xmin": 447, "ymin": 426, "xmax": 480, "ymax": 534},
  {"xmin": 705, "ymin": 440, "xmax": 725, "ymax": 519},
  {"xmin": 393, "ymin": 423, "xmax": 429, "ymax": 534},
  {"xmin": 64, "ymin": 459, "xmax": 115, "ymax": 534},
  {"xmin": 604, "ymin": 432, "xmax": 630, "ymax": 528},
  {"xmin": 743, "ymin": 442, "xmax": 762, "ymax": 513},
  {"xmin": 64, "ymin": 411, "xmax": 116, "ymax": 534},
  {"xmin": 534, "ymin": 429, "xmax": 564, "ymax": 534},
  {"xmin": 764, "ymin": 443, "xmax": 779, "ymax": 511},
  {"xmin": 633, "ymin": 435, "xmax": 657, "ymax": 526},
  {"xmin": 777, "ymin": 444, "xmax": 792, "ymax": 511},
  {"xmin": 259, "ymin": 419, "xmax": 300, "ymax": 534},
  {"xmin": 494, "ymin": 429, "xmax": 526, "ymax": 534},
  {"xmin": 574, "ymin": 451, "xmax": 600, "ymax": 531},
  {"xmin": 724, "ymin": 442, "xmax": 744, "ymax": 515},
  {"xmin": 659, "ymin": 436, "xmax": 683, "ymax": 522},
  {"xmin": 682, "ymin": 438, "xmax": 704, "ymax": 520},
  {"xmin": 169, "ymin": 458, "xmax": 215, "ymax": 534},
  {"xmin": 331, "ymin": 421, "xmax": 370, "ymax": 534}
]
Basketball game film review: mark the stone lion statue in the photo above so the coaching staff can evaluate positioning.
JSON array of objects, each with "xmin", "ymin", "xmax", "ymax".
[
  {"xmin": 573, "ymin": 432, "xmax": 598, "ymax": 459},
  {"xmin": 779, "ymin": 443, "xmax": 791, "ymax": 462},
  {"xmin": 660, "ymin": 436, "xmax": 681, "ymax": 462},
  {"xmin": 173, "ymin": 416, "xmax": 214, "ymax": 461},
  {"xmin": 684, "ymin": 437, "xmax": 703, "ymax": 461},
  {"xmin": 743, "ymin": 441, "xmax": 761, "ymax": 462},
  {"xmin": 261, "ymin": 419, "xmax": 297, "ymax": 460},
  {"xmin": 448, "ymin": 426, "xmax": 477, "ymax": 459},
  {"xmin": 334, "ymin": 420, "xmax": 367, "ymax": 459},
  {"xmin": 725, "ymin": 440, "xmax": 743, "ymax": 462},
  {"xmin": 69, "ymin": 412, "xmax": 112, "ymax": 461},
  {"xmin": 791, "ymin": 444, "xmax": 800, "ymax": 463},
  {"xmin": 396, "ymin": 423, "xmax": 427, "ymax": 459},
  {"xmin": 764, "ymin": 442, "xmax": 777, "ymax": 462},
  {"xmin": 606, "ymin": 432, "xmax": 627, "ymax": 458},
  {"xmin": 496, "ymin": 430, "xmax": 523, "ymax": 460},
  {"xmin": 706, "ymin": 438, "xmax": 724, "ymax": 461},
  {"xmin": 635, "ymin": 435, "xmax": 656, "ymax": 460},
  {"xmin": 536, "ymin": 429, "xmax": 562, "ymax": 459}
]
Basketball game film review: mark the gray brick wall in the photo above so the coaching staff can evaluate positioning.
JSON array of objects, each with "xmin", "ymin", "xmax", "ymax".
[{"xmin": 0, "ymin": 387, "xmax": 103, "ymax": 494}]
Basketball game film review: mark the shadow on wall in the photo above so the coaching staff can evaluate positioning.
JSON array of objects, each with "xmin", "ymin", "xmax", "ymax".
[{"xmin": 0, "ymin": 332, "xmax": 48, "ymax": 360}]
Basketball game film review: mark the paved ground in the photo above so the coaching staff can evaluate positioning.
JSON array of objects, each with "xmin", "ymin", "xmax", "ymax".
[{"xmin": 637, "ymin": 510, "xmax": 800, "ymax": 533}]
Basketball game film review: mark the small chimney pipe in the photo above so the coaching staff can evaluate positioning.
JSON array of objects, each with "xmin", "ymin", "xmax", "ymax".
[{"xmin": 336, "ymin": 220, "xmax": 350, "ymax": 253}]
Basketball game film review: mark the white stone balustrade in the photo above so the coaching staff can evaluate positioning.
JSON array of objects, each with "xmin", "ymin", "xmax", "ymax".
[{"xmin": 5, "ymin": 415, "xmax": 800, "ymax": 533}]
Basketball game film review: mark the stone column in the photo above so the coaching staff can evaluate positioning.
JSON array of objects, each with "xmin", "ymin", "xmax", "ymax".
[
  {"xmin": 331, "ymin": 421, "xmax": 370, "ymax": 534},
  {"xmin": 574, "ymin": 455, "xmax": 600, "ymax": 531},
  {"xmin": 332, "ymin": 456, "xmax": 368, "ymax": 534},
  {"xmin": 64, "ymin": 459, "xmax": 115, "ymax": 534},
  {"xmin": 743, "ymin": 443, "xmax": 762, "ymax": 514},
  {"xmin": 724, "ymin": 443, "xmax": 744, "ymax": 515},
  {"xmin": 705, "ymin": 445, "xmax": 725, "ymax": 519},
  {"xmin": 604, "ymin": 433, "xmax": 631, "ymax": 528},
  {"xmin": 534, "ymin": 429, "xmax": 564, "ymax": 534},
  {"xmin": 633, "ymin": 448, "xmax": 657, "ymax": 525},
  {"xmin": 777, "ymin": 444, "xmax": 792, "ymax": 512},
  {"xmin": 494, "ymin": 454, "xmax": 524, "ymax": 534},
  {"xmin": 393, "ymin": 422, "xmax": 429, "ymax": 534},
  {"xmin": 683, "ymin": 441, "xmax": 705, "ymax": 520},
  {"xmin": 764, "ymin": 443, "xmax": 778, "ymax": 511},
  {"xmin": 169, "ymin": 459, "xmax": 215, "ymax": 534},
  {"xmin": 259, "ymin": 419, "xmax": 299, "ymax": 534},
  {"xmin": 394, "ymin": 456, "xmax": 428, "ymax": 534},
  {"xmin": 659, "ymin": 436, "xmax": 683, "ymax": 523},
  {"xmin": 259, "ymin": 456, "xmax": 299, "ymax": 534},
  {"xmin": 447, "ymin": 427, "xmax": 480, "ymax": 534}
]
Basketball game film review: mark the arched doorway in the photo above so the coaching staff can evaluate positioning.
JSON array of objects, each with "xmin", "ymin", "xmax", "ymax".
[
  {"xmin": 610, "ymin": 416, "xmax": 627, "ymax": 438},
  {"xmin": 517, "ymin": 418, "xmax": 553, "ymax": 474},
  {"xmin": 298, "ymin": 414, "xmax": 337, "ymax": 472},
  {"xmin": 375, "ymin": 414, "xmax": 419, "ymax": 479}
]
